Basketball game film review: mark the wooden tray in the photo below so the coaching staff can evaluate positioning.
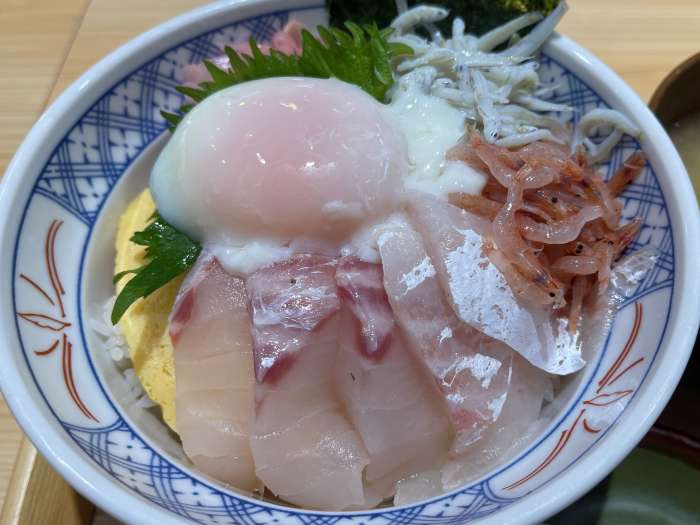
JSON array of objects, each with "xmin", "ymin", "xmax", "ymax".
[{"xmin": 0, "ymin": 439, "xmax": 95, "ymax": 525}]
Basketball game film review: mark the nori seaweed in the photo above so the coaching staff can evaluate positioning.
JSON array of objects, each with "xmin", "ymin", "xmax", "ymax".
[{"xmin": 328, "ymin": 0, "xmax": 559, "ymax": 36}]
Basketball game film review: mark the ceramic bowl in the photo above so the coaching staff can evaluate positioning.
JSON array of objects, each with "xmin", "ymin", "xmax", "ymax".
[{"xmin": 1, "ymin": 1, "xmax": 699, "ymax": 524}]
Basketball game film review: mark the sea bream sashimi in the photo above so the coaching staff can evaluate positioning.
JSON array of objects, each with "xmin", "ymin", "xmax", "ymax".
[
  {"xmin": 169, "ymin": 253, "xmax": 257, "ymax": 491},
  {"xmin": 182, "ymin": 20, "xmax": 304, "ymax": 87},
  {"xmin": 335, "ymin": 258, "xmax": 450, "ymax": 498},
  {"xmin": 406, "ymin": 192, "xmax": 585, "ymax": 375},
  {"xmin": 245, "ymin": 255, "xmax": 341, "ymax": 383},
  {"xmin": 250, "ymin": 316, "xmax": 373, "ymax": 510},
  {"xmin": 393, "ymin": 354, "xmax": 547, "ymax": 505},
  {"xmin": 440, "ymin": 354, "xmax": 547, "ymax": 490},
  {"xmin": 246, "ymin": 256, "xmax": 371, "ymax": 510},
  {"xmin": 377, "ymin": 220, "xmax": 513, "ymax": 454}
]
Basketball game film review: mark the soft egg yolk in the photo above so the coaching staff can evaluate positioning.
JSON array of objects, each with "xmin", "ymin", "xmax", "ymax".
[{"xmin": 151, "ymin": 77, "xmax": 408, "ymax": 244}]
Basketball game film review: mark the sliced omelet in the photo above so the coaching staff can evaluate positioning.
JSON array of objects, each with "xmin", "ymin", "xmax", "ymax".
[{"xmin": 115, "ymin": 189, "xmax": 182, "ymax": 431}]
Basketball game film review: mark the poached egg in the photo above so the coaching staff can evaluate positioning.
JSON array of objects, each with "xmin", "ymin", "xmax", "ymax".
[{"xmin": 151, "ymin": 76, "xmax": 483, "ymax": 273}]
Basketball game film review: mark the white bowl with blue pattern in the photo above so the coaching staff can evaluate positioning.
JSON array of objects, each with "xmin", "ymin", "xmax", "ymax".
[{"xmin": 1, "ymin": 1, "xmax": 699, "ymax": 523}]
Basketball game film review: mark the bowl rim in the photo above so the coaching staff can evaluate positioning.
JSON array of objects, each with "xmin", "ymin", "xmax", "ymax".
[{"xmin": 1, "ymin": 2, "xmax": 699, "ymax": 524}]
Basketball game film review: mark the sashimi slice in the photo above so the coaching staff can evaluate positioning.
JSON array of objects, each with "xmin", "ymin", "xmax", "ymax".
[
  {"xmin": 245, "ymin": 255, "xmax": 340, "ymax": 383},
  {"xmin": 441, "ymin": 354, "xmax": 547, "ymax": 490},
  {"xmin": 394, "ymin": 355, "xmax": 547, "ymax": 503},
  {"xmin": 582, "ymin": 248, "xmax": 658, "ymax": 361},
  {"xmin": 392, "ymin": 233, "xmax": 656, "ymax": 504},
  {"xmin": 183, "ymin": 21, "xmax": 304, "ymax": 86},
  {"xmin": 377, "ymin": 221, "xmax": 513, "ymax": 454},
  {"xmin": 335, "ymin": 259, "xmax": 450, "ymax": 498},
  {"xmin": 406, "ymin": 192, "xmax": 585, "ymax": 375},
  {"xmin": 393, "ymin": 469, "xmax": 443, "ymax": 506},
  {"xmin": 250, "ymin": 315, "xmax": 371, "ymax": 510},
  {"xmin": 169, "ymin": 254, "xmax": 257, "ymax": 491},
  {"xmin": 335, "ymin": 258, "xmax": 395, "ymax": 358}
]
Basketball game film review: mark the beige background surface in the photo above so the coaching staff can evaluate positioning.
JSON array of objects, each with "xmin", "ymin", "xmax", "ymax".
[{"xmin": 1, "ymin": 0, "xmax": 699, "ymax": 514}]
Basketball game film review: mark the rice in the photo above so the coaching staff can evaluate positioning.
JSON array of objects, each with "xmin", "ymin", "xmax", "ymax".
[{"xmin": 91, "ymin": 297, "xmax": 156, "ymax": 409}]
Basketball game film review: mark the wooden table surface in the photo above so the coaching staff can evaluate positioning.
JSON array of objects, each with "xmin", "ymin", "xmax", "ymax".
[{"xmin": 1, "ymin": 0, "xmax": 699, "ymax": 516}]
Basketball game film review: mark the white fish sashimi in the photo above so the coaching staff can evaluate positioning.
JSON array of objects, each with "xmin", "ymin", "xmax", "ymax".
[
  {"xmin": 169, "ymin": 254, "xmax": 257, "ymax": 491},
  {"xmin": 247, "ymin": 255, "xmax": 371, "ymax": 510},
  {"xmin": 377, "ymin": 220, "xmax": 513, "ymax": 454},
  {"xmin": 335, "ymin": 258, "xmax": 395, "ymax": 357},
  {"xmin": 394, "ymin": 469, "xmax": 443, "ymax": 506},
  {"xmin": 583, "ymin": 248, "xmax": 658, "ymax": 361},
  {"xmin": 406, "ymin": 192, "xmax": 585, "ymax": 375},
  {"xmin": 394, "ymin": 355, "xmax": 547, "ymax": 503},
  {"xmin": 250, "ymin": 315, "xmax": 371, "ymax": 510},
  {"xmin": 441, "ymin": 354, "xmax": 547, "ymax": 490},
  {"xmin": 245, "ymin": 255, "xmax": 340, "ymax": 383},
  {"xmin": 182, "ymin": 21, "xmax": 304, "ymax": 86},
  {"xmin": 335, "ymin": 258, "xmax": 450, "ymax": 498}
]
